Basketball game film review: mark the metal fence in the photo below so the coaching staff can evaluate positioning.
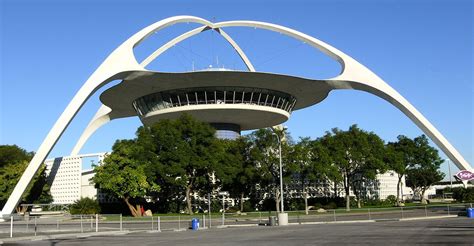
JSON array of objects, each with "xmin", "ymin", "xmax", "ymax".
[{"xmin": 1, "ymin": 203, "xmax": 472, "ymax": 239}]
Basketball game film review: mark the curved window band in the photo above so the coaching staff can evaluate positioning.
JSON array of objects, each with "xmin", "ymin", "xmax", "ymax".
[{"xmin": 133, "ymin": 86, "xmax": 297, "ymax": 116}]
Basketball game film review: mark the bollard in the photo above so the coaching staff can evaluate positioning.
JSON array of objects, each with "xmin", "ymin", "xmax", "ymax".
[
  {"xmin": 425, "ymin": 206, "xmax": 428, "ymax": 217},
  {"xmin": 10, "ymin": 216, "xmax": 13, "ymax": 238},
  {"xmin": 222, "ymin": 212, "xmax": 225, "ymax": 226},
  {"xmin": 178, "ymin": 216, "xmax": 181, "ymax": 231},
  {"xmin": 120, "ymin": 214, "xmax": 123, "ymax": 231},
  {"xmin": 95, "ymin": 214, "xmax": 99, "ymax": 232},
  {"xmin": 259, "ymin": 212, "xmax": 262, "ymax": 224},
  {"xmin": 401, "ymin": 207, "xmax": 404, "ymax": 219},
  {"xmin": 447, "ymin": 205, "xmax": 450, "ymax": 216},
  {"xmin": 157, "ymin": 216, "xmax": 161, "ymax": 232},
  {"xmin": 80, "ymin": 215, "xmax": 83, "ymax": 233},
  {"xmin": 152, "ymin": 216, "xmax": 154, "ymax": 231},
  {"xmin": 209, "ymin": 212, "xmax": 212, "ymax": 228},
  {"xmin": 333, "ymin": 210, "xmax": 336, "ymax": 222},
  {"xmin": 90, "ymin": 215, "xmax": 93, "ymax": 229},
  {"xmin": 57, "ymin": 219, "xmax": 60, "ymax": 231},
  {"xmin": 203, "ymin": 214, "xmax": 206, "ymax": 228},
  {"xmin": 34, "ymin": 216, "xmax": 37, "ymax": 236},
  {"xmin": 368, "ymin": 208, "xmax": 371, "ymax": 220},
  {"xmin": 26, "ymin": 217, "xmax": 29, "ymax": 233}
]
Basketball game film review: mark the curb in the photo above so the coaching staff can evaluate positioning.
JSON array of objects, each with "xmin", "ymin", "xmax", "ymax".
[
  {"xmin": 225, "ymin": 224, "xmax": 259, "ymax": 228},
  {"xmin": 0, "ymin": 230, "xmax": 131, "ymax": 243},
  {"xmin": 398, "ymin": 215, "xmax": 458, "ymax": 221},
  {"xmin": 291, "ymin": 220, "xmax": 376, "ymax": 225}
]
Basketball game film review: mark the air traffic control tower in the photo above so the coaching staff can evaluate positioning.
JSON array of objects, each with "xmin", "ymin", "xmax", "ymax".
[{"xmin": 1, "ymin": 16, "xmax": 472, "ymax": 218}]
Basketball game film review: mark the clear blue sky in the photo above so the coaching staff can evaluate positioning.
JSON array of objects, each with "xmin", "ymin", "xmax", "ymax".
[{"xmin": 1, "ymin": 0, "xmax": 472, "ymax": 178}]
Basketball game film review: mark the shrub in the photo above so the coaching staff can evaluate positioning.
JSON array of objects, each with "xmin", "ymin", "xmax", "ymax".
[
  {"xmin": 242, "ymin": 201, "xmax": 254, "ymax": 212},
  {"xmin": 385, "ymin": 195, "xmax": 397, "ymax": 205},
  {"xmin": 227, "ymin": 206, "xmax": 239, "ymax": 213},
  {"xmin": 452, "ymin": 187, "xmax": 474, "ymax": 203},
  {"xmin": 313, "ymin": 203, "xmax": 323, "ymax": 209},
  {"xmin": 323, "ymin": 202, "xmax": 337, "ymax": 209},
  {"xmin": 69, "ymin": 197, "xmax": 100, "ymax": 215}
]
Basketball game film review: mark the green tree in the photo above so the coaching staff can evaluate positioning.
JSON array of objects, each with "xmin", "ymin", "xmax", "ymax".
[
  {"xmin": 321, "ymin": 125, "xmax": 387, "ymax": 211},
  {"xmin": 0, "ymin": 145, "xmax": 52, "ymax": 211},
  {"xmin": 248, "ymin": 127, "xmax": 292, "ymax": 212},
  {"xmin": 69, "ymin": 197, "xmax": 101, "ymax": 215},
  {"xmin": 143, "ymin": 114, "xmax": 222, "ymax": 215},
  {"xmin": 219, "ymin": 137, "xmax": 258, "ymax": 212},
  {"xmin": 288, "ymin": 137, "xmax": 333, "ymax": 214},
  {"xmin": 450, "ymin": 187, "xmax": 474, "ymax": 203},
  {"xmin": 92, "ymin": 139, "xmax": 160, "ymax": 217},
  {"xmin": 0, "ymin": 145, "xmax": 34, "ymax": 168},
  {"xmin": 406, "ymin": 167, "xmax": 444, "ymax": 204},
  {"xmin": 400, "ymin": 135, "xmax": 444, "ymax": 204},
  {"xmin": 385, "ymin": 135, "xmax": 421, "ymax": 205}
]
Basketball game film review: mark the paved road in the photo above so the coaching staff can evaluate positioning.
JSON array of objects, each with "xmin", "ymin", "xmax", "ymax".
[
  {"xmin": 2, "ymin": 217, "xmax": 473, "ymax": 245},
  {"xmin": 1, "ymin": 205, "xmax": 466, "ymax": 238}
]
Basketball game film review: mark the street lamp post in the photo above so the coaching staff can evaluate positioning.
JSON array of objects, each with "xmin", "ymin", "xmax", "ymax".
[
  {"xmin": 273, "ymin": 132, "xmax": 284, "ymax": 214},
  {"xmin": 218, "ymin": 191, "xmax": 228, "ymax": 227},
  {"xmin": 271, "ymin": 128, "xmax": 288, "ymax": 225}
]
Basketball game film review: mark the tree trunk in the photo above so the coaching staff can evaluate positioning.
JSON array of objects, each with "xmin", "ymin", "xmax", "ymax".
[
  {"xmin": 357, "ymin": 196, "xmax": 361, "ymax": 208},
  {"xmin": 136, "ymin": 204, "xmax": 142, "ymax": 217},
  {"xmin": 304, "ymin": 187, "xmax": 309, "ymax": 215},
  {"xmin": 124, "ymin": 197, "xmax": 140, "ymax": 217},
  {"xmin": 344, "ymin": 174, "xmax": 350, "ymax": 211},
  {"xmin": 16, "ymin": 206, "xmax": 28, "ymax": 214},
  {"xmin": 396, "ymin": 175, "xmax": 402, "ymax": 206},
  {"xmin": 275, "ymin": 188, "xmax": 280, "ymax": 213},
  {"xmin": 186, "ymin": 184, "xmax": 193, "ymax": 215},
  {"xmin": 345, "ymin": 192, "xmax": 350, "ymax": 211},
  {"xmin": 420, "ymin": 188, "xmax": 427, "ymax": 204},
  {"xmin": 240, "ymin": 192, "xmax": 245, "ymax": 212}
]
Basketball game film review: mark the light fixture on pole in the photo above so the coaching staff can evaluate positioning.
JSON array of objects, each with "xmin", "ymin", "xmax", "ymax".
[
  {"xmin": 218, "ymin": 191, "xmax": 229, "ymax": 227},
  {"xmin": 270, "ymin": 126, "xmax": 288, "ymax": 226},
  {"xmin": 447, "ymin": 159, "xmax": 453, "ymax": 189}
]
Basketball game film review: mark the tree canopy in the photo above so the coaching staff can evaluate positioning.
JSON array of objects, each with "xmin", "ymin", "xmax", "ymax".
[
  {"xmin": 321, "ymin": 125, "xmax": 387, "ymax": 210},
  {"xmin": 92, "ymin": 139, "xmax": 160, "ymax": 217},
  {"xmin": 0, "ymin": 145, "xmax": 52, "ymax": 211}
]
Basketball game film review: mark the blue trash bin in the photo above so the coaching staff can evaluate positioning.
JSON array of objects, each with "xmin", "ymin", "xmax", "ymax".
[
  {"xmin": 191, "ymin": 218, "xmax": 200, "ymax": 230},
  {"xmin": 467, "ymin": 208, "xmax": 474, "ymax": 218}
]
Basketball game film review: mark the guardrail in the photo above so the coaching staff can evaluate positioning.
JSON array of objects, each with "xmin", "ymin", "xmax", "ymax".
[{"xmin": 1, "ymin": 203, "xmax": 472, "ymax": 239}]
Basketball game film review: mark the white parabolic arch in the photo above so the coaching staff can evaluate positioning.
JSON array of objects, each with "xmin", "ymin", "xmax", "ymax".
[{"xmin": 1, "ymin": 15, "xmax": 472, "ymax": 217}]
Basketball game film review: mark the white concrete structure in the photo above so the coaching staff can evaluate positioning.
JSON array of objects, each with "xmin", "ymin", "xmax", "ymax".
[
  {"xmin": 2, "ymin": 16, "xmax": 472, "ymax": 217},
  {"xmin": 44, "ymin": 153, "xmax": 105, "ymax": 204},
  {"xmin": 375, "ymin": 171, "xmax": 409, "ymax": 200},
  {"xmin": 286, "ymin": 171, "xmax": 408, "ymax": 201}
]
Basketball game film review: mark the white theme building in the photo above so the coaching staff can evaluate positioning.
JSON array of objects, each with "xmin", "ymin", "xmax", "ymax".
[
  {"xmin": 2, "ymin": 16, "xmax": 471, "ymax": 217},
  {"xmin": 44, "ymin": 153, "xmax": 105, "ymax": 204}
]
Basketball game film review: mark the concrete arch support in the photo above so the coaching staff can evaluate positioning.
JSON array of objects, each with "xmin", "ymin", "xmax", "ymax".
[
  {"xmin": 70, "ymin": 105, "xmax": 112, "ymax": 156},
  {"xmin": 141, "ymin": 26, "xmax": 256, "ymax": 71}
]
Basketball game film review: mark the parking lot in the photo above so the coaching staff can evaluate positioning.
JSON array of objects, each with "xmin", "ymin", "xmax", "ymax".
[{"xmin": 2, "ymin": 217, "xmax": 473, "ymax": 245}]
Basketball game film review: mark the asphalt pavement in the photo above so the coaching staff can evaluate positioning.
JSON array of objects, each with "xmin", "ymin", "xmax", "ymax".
[{"xmin": 2, "ymin": 217, "xmax": 473, "ymax": 245}]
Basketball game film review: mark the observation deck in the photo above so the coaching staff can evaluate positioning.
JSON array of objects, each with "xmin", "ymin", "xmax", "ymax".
[{"xmin": 99, "ymin": 69, "xmax": 333, "ymax": 131}]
